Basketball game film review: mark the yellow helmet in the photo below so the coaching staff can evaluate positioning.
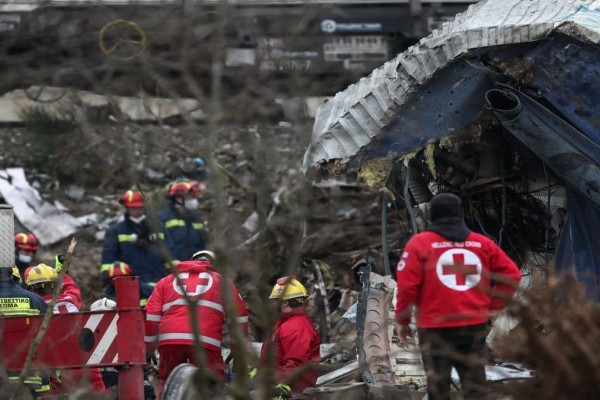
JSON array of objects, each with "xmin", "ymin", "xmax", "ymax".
[
  {"xmin": 12, "ymin": 266, "xmax": 21, "ymax": 283},
  {"xmin": 25, "ymin": 263, "xmax": 58, "ymax": 287},
  {"xmin": 269, "ymin": 277, "xmax": 308, "ymax": 301}
]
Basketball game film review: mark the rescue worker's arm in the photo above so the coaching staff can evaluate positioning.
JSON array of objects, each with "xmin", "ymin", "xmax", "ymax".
[
  {"xmin": 488, "ymin": 245, "xmax": 522, "ymax": 312},
  {"xmin": 231, "ymin": 283, "xmax": 249, "ymax": 336},
  {"xmin": 60, "ymin": 274, "xmax": 83, "ymax": 310},
  {"xmin": 144, "ymin": 281, "xmax": 164, "ymax": 353},
  {"xmin": 100, "ymin": 227, "xmax": 120, "ymax": 285},
  {"xmin": 395, "ymin": 239, "xmax": 424, "ymax": 326}
]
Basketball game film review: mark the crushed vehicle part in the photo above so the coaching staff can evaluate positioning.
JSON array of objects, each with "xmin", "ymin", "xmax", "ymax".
[
  {"xmin": 355, "ymin": 262, "xmax": 398, "ymax": 384},
  {"xmin": 303, "ymin": 0, "xmax": 600, "ymax": 179}
]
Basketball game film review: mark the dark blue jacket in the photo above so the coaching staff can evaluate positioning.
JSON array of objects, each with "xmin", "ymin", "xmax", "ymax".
[
  {"xmin": 100, "ymin": 215, "xmax": 169, "ymax": 289},
  {"xmin": 0, "ymin": 269, "xmax": 47, "ymax": 316},
  {"xmin": 158, "ymin": 205, "xmax": 207, "ymax": 262}
]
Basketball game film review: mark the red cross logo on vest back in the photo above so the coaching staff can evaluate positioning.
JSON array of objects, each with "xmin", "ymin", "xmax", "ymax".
[
  {"xmin": 435, "ymin": 249, "xmax": 482, "ymax": 291},
  {"xmin": 173, "ymin": 272, "xmax": 214, "ymax": 296}
]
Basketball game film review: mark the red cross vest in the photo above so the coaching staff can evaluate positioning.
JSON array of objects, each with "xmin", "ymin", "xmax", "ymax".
[
  {"xmin": 395, "ymin": 231, "xmax": 521, "ymax": 328},
  {"xmin": 144, "ymin": 260, "xmax": 249, "ymax": 351}
]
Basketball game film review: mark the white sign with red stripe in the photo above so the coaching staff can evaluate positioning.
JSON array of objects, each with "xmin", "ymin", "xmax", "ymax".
[{"xmin": 83, "ymin": 312, "xmax": 119, "ymax": 365}]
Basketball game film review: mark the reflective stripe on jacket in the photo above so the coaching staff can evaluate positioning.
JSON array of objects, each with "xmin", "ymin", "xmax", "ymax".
[{"xmin": 158, "ymin": 206, "xmax": 206, "ymax": 262}]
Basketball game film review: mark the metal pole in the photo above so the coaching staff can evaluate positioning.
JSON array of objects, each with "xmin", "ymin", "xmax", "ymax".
[
  {"xmin": 0, "ymin": 204, "xmax": 14, "ymax": 269},
  {"xmin": 116, "ymin": 276, "xmax": 145, "ymax": 400}
]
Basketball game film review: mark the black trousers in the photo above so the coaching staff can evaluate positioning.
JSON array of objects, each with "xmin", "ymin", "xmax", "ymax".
[{"xmin": 418, "ymin": 323, "xmax": 489, "ymax": 400}]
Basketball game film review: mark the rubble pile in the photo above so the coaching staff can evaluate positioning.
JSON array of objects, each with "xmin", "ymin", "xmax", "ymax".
[{"xmin": 0, "ymin": 120, "xmax": 405, "ymax": 307}]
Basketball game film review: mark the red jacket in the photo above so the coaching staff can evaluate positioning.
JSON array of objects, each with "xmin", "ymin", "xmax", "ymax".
[
  {"xmin": 395, "ymin": 231, "xmax": 521, "ymax": 328},
  {"xmin": 144, "ymin": 260, "xmax": 249, "ymax": 352},
  {"xmin": 261, "ymin": 307, "xmax": 320, "ymax": 394},
  {"xmin": 50, "ymin": 274, "xmax": 83, "ymax": 313}
]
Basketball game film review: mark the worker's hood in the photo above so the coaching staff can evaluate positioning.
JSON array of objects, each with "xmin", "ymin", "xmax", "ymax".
[{"xmin": 174, "ymin": 260, "xmax": 215, "ymax": 273}]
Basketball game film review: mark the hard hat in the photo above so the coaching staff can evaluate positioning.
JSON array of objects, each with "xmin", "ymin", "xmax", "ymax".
[
  {"xmin": 168, "ymin": 180, "xmax": 201, "ymax": 198},
  {"xmin": 120, "ymin": 190, "xmax": 145, "ymax": 208},
  {"xmin": 14, "ymin": 233, "xmax": 40, "ymax": 251},
  {"xmin": 25, "ymin": 263, "xmax": 58, "ymax": 286},
  {"xmin": 191, "ymin": 250, "xmax": 216, "ymax": 262},
  {"xmin": 12, "ymin": 266, "xmax": 21, "ymax": 283},
  {"xmin": 90, "ymin": 298, "xmax": 117, "ymax": 311},
  {"xmin": 107, "ymin": 261, "xmax": 132, "ymax": 280},
  {"xmin": 269, "ymin": 277, "xmax": 308, "ymax": 301}
]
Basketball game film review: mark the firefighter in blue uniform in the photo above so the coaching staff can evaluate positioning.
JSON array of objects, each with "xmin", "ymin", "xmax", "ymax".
[
  {"xmin": 1, "ymin": 263, "xmax": 48, "ymax": 394},
  {"xmin": 100, "ymin": 190, "xmax": 168, "ymax": 306},
  {"xmin": 158, "ymin": 180, "xmax": 207, "ymax": 263}
]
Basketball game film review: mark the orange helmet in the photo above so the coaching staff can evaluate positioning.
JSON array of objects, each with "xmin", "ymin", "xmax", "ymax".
[
  {"xmin": 120, "ymin": 190, "xmax": 145, "ymax": 208},
  {"xmin": 107, "ymin": 261, "xmax": 132, "ymax": 280},
  {"xmin": 168, "ymin": 180, "xmax": 200, "ymax": 198},
  {"xmin": 15, "ymin": 233, "xmax": 40, "ymax": 252}
]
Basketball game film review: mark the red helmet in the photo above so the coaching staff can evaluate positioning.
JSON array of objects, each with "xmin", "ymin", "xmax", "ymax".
[
  {"xmin": 107, "ymin": 261, "xmax": 132, "ymax": 280},
  {"xmin": 15, "ymin": 233, "xmax": 40, "ymax": 251},
  {"xmin": 120, "ymin": 190, "xmax": 145, "ymax": 208},
  {"xmin": 168, "ymin": 180, "xmax": 200, "ymax": 198}
]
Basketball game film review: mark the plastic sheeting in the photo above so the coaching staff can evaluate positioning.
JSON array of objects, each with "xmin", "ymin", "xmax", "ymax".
[
  {"xmin": 0, "ymin": 168, "xmax": 96, "ymax": 245},
  {"xmin": 554, "ymin": 189, "xmax": 600, "ymax": 302}
]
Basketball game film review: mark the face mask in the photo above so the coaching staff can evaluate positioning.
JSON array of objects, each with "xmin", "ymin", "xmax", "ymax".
[
  {"xmin": 184, "ymin": 198, "xmax": 199, "ymax": 211},
  {"xmin": 129, "ymin": 214, "xmax": 146, "ymax": 224},
  {"xmin": 18, "ymin": 254, "xmax": 32, "ymax": 264}
]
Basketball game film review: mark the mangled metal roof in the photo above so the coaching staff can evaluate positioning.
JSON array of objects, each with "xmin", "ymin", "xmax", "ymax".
[{"xmin": 303, "ymin": 0, "xmax": 600, "ymax": 179}]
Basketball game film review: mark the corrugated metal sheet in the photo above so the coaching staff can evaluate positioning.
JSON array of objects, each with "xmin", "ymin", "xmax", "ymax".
[{"xmin": 303, "ymin": 0, "xmax": 600, "ymax": 178}]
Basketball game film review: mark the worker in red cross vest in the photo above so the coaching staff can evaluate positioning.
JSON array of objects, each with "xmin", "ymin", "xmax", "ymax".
[
  {"xmin": 395, "ymin": 193, "xmax": 521, "ymax": 400},
  {"xmin": 144, "ymin": 250, "xmax": 249, "ymax": 385}
]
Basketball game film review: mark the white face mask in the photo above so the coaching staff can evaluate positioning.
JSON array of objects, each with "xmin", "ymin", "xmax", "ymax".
[
  {"xmin": 184, "ymin": 198, "xmax": 199, "ymax": 211},
  {"xmin": 18, "ymin": 254, "xmax": 32, "ymax": 264},
  {"xmin": 129, "ymin": 214, "xmax": 146, "ymax": 224}
]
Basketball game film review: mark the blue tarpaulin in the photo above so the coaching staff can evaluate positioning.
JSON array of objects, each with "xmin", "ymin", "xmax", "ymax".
[{"xmin": 554, "ymin": 189, "xmax": 600, "ymax": 302}]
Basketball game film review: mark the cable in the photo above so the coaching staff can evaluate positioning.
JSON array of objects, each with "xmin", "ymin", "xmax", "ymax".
[
  {"xmin": 381, "ymin": 193, "xmax": 391, "ymax": 276},
  {"xmin": 403, "ymin": 164, "xmax": 418, "ymax": 235},
  {"xmin": 542, "ymin": 162, "xmax": 551, "ymax": 263},
  {"xmin": 498, "ymin": 143, "xmax": 507, "ymax": 247}
]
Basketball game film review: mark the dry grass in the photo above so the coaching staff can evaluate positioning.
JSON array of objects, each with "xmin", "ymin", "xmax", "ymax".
[{"xmin": 496, "ymin": 273, "xmax": 600, "ymax": 400}]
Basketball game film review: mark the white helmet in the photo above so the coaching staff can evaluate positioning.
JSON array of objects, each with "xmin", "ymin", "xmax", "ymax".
[
  {"xmin": 90, "ymin": 298, "xmax": 117, "ymax": 311},
  {"xmin": 191, "ymin": 250, "xmax": 216, "ymax": 262}
]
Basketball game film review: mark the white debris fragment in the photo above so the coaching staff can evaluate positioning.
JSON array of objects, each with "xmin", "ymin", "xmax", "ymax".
[{"xmin": 0, "ymin": 168, "xmax": 94, "ymax": 245}]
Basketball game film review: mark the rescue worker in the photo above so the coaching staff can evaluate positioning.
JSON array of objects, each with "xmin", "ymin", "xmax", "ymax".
[
  {"xmin": 260, "ymin": 277, "xmax": 320, "ymax": 397},
  {"xmin": 0, "ymin": 259, "xmax": 48, "ymax": 394},
  {"xmin": 100, "ymin": 261, "xmax": 154, "ymax": 301},
  {"xmin": 158, "ymin": 179, "xmax": 207, "ymax": 263},
  {"xmin": 14, "ymin": 232, "xmax": 40, "ymax": 286},
  {"xmin": 25, "ymin": 263, "xmax": 105, "ymax": 392},
  {"xmin": 144, "ymin": 250, "xmax": 249, "ymax": 385},
  {"xmin": 395, "ymin": 193, "xmax": 522, "ymax": 400},
  {"xmin": 100, "ymin": 189, "xmax": 168, "ymax": 306}
]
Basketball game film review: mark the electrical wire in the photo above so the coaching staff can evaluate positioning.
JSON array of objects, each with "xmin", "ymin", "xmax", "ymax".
[
  {"xmin": 403, "ymin": 164, "xmax": 419, "ymax": 235},
  {"xmin": 542, "ymin": 162, "xmax": 551, "ymax": 263},
  {"xmin": 498, "ymin": 143, "xmax": 507, "ymax": 247}
]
